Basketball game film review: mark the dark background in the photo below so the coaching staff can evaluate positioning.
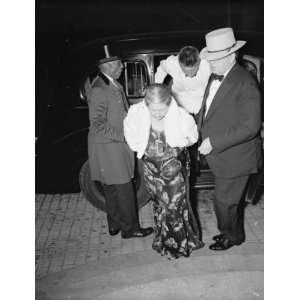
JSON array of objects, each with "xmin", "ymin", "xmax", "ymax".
[{"xmin": 36, "ymin": 0, "xmax": 264, "ymax": 68}]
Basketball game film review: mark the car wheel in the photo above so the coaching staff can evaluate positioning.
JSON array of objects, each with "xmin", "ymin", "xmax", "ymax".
[{"xmin": 79, "ymin": 159, "xmax": 151, "ymax": 211}]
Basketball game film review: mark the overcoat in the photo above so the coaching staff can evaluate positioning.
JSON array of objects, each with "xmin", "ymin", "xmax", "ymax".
[
  {"xmin": 87, "ymin": 74, "xmax": 134, "ymax": 184},
  {"xmin": 198, "ymin": 63, "xmax": 262, "ymax": 178}
]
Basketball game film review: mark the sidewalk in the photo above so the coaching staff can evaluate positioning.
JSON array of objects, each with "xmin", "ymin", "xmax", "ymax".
[{"xmin": 36, "ymin": 190, "xmax": 263, "ymax": 299}]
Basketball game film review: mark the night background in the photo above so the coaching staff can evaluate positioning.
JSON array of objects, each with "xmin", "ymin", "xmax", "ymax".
[{"xmin": 36, "ymin": 0, "xmax": 263, "ymax": 70}]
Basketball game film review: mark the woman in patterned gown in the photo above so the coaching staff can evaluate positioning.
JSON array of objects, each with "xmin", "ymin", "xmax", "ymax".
[{"xmin": 124, "ymin": 84, "xmax": 204, "ymax": 259}]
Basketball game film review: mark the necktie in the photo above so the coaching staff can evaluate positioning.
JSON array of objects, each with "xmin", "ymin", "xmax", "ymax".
[{"xmin": 210, "ymin": 73, "xmax": 224, "ymax": 82}]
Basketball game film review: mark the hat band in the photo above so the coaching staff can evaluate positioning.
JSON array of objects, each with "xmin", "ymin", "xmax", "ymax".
[{"xmin": 207, "ymin": 42, "xmax": 237, "ymax": 54}]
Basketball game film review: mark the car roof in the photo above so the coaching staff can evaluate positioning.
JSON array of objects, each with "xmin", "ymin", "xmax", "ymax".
[
  {"xmin": 68, "ymin": 30, "xmax": 263, "ymax": 59},
  {"xmin": 61, "ymin": 30, "xmax": 263, "ymax": 88}
]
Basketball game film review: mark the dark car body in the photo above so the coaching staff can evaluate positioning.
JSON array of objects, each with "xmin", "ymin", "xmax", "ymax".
[{"xmin": 36, "ymin": 30, "xmax": 264, "ymax": 210}]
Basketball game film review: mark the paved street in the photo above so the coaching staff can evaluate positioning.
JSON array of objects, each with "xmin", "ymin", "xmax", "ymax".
[{"xmin": 36, "ymin": 190, "xmax": 263, "ymax": 299}]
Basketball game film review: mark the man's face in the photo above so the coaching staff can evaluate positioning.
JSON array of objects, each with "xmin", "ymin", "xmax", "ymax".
[
  {"xmin": 102, "ymin": 60, "xmax": 124, "ymax": 79},
  {"xmin": 209, "ymin": 53, "xmax": 235, "ymax": 75},
  {"xmin": 179, "ymin": 62, "xmax": 200, "ymax": 78}
]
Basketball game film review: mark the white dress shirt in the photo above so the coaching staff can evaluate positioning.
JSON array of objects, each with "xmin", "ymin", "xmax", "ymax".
[
  {"xmin": 155, "ymin": 55, "xmax": 211, "ymax": 114},
  {"xmin": 204, "ymin": 63, "xmax": 235, "ymax": 117}
]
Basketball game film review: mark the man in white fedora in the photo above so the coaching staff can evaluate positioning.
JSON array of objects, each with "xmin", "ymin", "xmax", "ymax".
[{"xmin": 197, "ymin": 28, "xmax": 262, "ymax": 250}]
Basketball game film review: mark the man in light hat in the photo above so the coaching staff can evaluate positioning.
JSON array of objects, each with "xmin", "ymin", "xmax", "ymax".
[
  {"xmin": 197, "ymin": 28, "xmax": 262, "ymax": 250},
  {"xmin": 87, "ymin": 46, "xmax": 153, "ymax": 239}
]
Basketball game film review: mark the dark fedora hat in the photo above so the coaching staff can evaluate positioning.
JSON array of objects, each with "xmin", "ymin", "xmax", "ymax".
[{"xmin": 97, "ymin": 45, "xmax": 121, "ymax": 65}]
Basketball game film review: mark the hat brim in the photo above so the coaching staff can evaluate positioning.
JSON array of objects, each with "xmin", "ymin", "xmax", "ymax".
[
  {"xmin": 200, "ymin": 41, "xmax": 246, "ymax": 61},
  {"xmin": 98, "ymin": 56, "xmax": 121, "ymax": 65}
]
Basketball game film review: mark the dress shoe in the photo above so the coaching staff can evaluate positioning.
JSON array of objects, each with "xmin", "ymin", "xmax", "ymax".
[
  {"xmin": 109, "ymin": 228, "xmax": 120, "ymax": 236},
  {"xmin": 121, "ymin": 227, "xmax": 153, "ymax": 239},
  {"xmin": 209, "ymin": 239, "xmax": 235, "ymax": 251},
  {"xmin": 212, "ymin": 234, "xmax": 225, "ymax": 242}
]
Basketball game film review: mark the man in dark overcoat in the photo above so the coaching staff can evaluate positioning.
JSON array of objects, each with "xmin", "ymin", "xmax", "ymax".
[
  {"xmin": 87, "ymin": 51, "xmax": 153, "ymax": 239},
  {"xmin": 197, "ymin": 28, "xmax": 262, "ymax": 250}
]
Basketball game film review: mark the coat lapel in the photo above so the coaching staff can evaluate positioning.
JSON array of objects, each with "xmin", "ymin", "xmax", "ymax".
[
  {"xmin": 107, "ymin": 79, "xmax": 129, "ymax": 112},
  {"xmin": 204, "ymin": 64, "xmax": 241, "ymax": 122},
  {"xmin": 113, "ymin": 80, "xmax": 129, "ymax": 111}
]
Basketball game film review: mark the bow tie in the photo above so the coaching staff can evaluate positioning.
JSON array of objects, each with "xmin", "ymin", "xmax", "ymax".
[{"xmin": 210, "ymin": 73, "xmax": 224, "ymax": 82}]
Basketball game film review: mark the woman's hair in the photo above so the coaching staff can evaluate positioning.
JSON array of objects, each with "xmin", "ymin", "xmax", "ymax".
[
  {"xmin": 144, "ymin": 83, "xmax": 172, "ymax": 106},
  {"xmin": 178, "ymin": 46, "xmax": 199, "ymax": 67}
]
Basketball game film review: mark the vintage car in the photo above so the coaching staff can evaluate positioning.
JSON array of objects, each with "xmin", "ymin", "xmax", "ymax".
[{"xmin": 36, "ymin": 30, "xmax": 264, "ymax": 211}]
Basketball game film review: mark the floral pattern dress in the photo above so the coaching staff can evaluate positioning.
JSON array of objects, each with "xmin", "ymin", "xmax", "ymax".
[{"xmin": 143, "ymin": 127, "xmax": 203, "ymax": 259}]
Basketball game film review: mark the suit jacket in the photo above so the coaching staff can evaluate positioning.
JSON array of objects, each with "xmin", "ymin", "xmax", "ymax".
[
  {"xmin": 198, "ymin": 63, "xmax": 262, "ymax": 178},
  {"xmin": 87, "ymin": 73, "xmax": 134, "ymax": 184}
]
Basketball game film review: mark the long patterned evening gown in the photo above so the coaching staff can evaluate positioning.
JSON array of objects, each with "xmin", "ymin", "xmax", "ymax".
[{"xmin": 143, "ymin": 127, "xmax": 203, "ymax": 259}]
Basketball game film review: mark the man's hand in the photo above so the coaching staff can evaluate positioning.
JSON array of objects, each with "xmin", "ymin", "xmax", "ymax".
[{"xmin": 198, "ymin": 137, "xmax": 213, "ymax": 155}]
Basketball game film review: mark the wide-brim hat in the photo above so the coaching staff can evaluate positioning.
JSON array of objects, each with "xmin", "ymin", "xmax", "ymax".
[
  {"xmin": 97, "ymin": 44, "xmax": 120, "ymax": 65},
  {"xmin": 200, "ymin": 27, "xmax": 246, "ymax": 61}
]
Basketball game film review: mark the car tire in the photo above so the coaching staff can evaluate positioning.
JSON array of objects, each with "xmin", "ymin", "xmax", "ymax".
[{"xmin": 79, "ymin": 159, "xmax": 151, "ymax": 212}]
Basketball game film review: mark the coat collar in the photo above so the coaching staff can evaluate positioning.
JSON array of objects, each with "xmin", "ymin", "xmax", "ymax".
[{"xmin": 97, "ymin": 72, "xmax": 121, "ymax": 90}]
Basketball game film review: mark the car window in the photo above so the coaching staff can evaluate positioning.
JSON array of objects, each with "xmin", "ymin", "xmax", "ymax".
[
  {"xmin": 240, "ymin": 59, "xmax": 258, "ymax": 80},
  {"xmin": 240, "ymin": 54, "xmax": 263, "ymax": 84},
  {"xmin": 120, "ymin": 60, "xmax": 149, "ymax": 99}
]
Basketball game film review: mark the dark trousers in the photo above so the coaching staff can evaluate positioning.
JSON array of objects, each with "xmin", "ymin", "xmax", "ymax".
[
  {"xmin": 214, "ymin": 175, "xmax": 250, "ymax": 244},
  {"xmin": 102, "ymin": 181, "xmax": 139, "ymax": 234}
]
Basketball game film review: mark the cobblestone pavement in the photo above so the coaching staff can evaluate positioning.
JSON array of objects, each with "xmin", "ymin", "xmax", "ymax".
[{"xmin": 35, "ymin": 190, "xmax": 264, "ymax": 279}]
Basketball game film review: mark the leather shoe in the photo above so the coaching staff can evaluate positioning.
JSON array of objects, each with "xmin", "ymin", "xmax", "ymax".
[
  {"xmin": 209, "ymin": 239, "xmax": 235, "ymax": 251},
  {"xmin": 212, "ymin": 234, "xmax": 225, "ymax": 242},
  {"xmin": 109, "ymin": 228, "xmax": 120, "ymax": 236},
  {"xmin": 122, "ymin": 227, "xmax": 153, "ymax": 239}
]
